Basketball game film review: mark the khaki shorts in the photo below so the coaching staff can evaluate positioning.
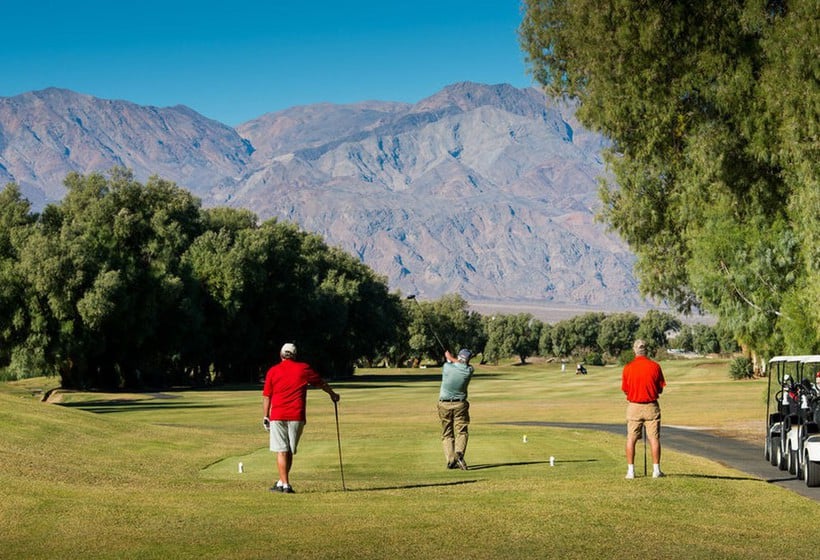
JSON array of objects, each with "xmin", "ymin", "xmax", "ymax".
[{"xmin": 626, "ymin": 402, "xmax": 661, "ymax": 440}]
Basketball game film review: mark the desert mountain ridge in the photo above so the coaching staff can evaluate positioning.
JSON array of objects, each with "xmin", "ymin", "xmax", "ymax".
[{"xmin": 0, "ymin": 82, "xmax": 661, "ymax": 320}]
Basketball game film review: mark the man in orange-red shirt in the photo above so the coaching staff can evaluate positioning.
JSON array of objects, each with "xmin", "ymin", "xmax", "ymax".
[
  {"xmin": 262, "ymin": 343, "xmax": 339, "ymax": 493},
  {"xmin": 621, "ymin": 338, "xmax": 666, "ymax": 479}
]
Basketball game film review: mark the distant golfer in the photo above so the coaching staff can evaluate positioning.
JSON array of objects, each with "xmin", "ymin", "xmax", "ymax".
[
  {"xmin": 438, "ymin": 348, "xmax": 474, "ymax": 470},
  {"xmin": 262, "ymin": 343, "xmax": 340, "ymax": 493},
  {"xmin": 621, "ymin": 339, "xmax": 666, "ymax": 479}
]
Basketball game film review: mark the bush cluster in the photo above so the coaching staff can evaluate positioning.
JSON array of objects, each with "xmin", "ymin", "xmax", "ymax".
[{"xmin": 729, "ymin": 357, "xmax": 755, "ymax": 380}]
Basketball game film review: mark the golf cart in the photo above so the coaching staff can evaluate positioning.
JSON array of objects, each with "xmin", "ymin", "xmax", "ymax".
[
  {"xmin": 765, "ymin": 355, "xmax": 820, "ymax": 485},
  {"xmin": 764, "ymin": 356, "xmax": 804, "ymax": 472},
  {"xmin": 796, "ymin": 356, "xmax": 820, "ymax": 487}
]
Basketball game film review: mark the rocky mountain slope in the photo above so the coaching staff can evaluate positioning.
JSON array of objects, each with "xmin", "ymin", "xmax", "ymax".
[{"xmin": 0, "ymin": 83, "xmax": 647, "ymax": 314}]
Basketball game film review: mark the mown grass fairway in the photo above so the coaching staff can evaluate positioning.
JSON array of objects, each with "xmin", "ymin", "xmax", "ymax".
[{"xmin": 2, "ymin": 359, "xmax": 818, "ymax": 559}]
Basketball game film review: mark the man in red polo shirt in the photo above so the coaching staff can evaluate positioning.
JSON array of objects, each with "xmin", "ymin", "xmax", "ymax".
[
  {"xmin": 621, "ymin": 338, "xmax": 666, "ymax": 479},
  {"xmin": 262, "ymin": 343, "xmax": 340, "ymax": 494}
]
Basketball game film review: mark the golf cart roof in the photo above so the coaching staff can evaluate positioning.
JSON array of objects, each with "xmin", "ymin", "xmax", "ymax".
[
  {"xmin": 799, "ymin": 355, "xmax": 820, "ymax": 365},
  {"xmin": 769, "ymin": 355, "xmax": 812, "ymax": 363}
]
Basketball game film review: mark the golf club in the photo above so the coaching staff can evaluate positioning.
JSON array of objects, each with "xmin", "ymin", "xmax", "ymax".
[
  {"xmin": 406, "ymin": 295, "xmax": 447, "ymax": 353},
  {"xmin": 643, "ymin": 424, "xmax": 647, "ymax": 477},
  {"xmin": 334, "ymin": 400, "xmax": 346, "ymax": 491}
]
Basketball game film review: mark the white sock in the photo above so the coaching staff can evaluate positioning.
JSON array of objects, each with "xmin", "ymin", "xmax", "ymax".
[
  {"xmin": 653, "ymin": 464, "xmax": 661, "ymax": 474},
  {"xmin": 275, "ymin": 480, "xmax": 284, "ymax": 488},
  {"xmin": 626, "ymin": 464, "xmax": 634, "ymax": 474}
]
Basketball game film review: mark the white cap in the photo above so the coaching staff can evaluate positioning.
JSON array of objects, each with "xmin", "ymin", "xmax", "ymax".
[{"xmin": 280, "ymin": 343, "xmax": 297, "ymax": 358}]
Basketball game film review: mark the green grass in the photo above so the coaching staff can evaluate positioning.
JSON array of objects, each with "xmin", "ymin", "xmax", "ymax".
[{"xmin": 1, "ymin": 359, "xmax": 817, "ymax": 559}]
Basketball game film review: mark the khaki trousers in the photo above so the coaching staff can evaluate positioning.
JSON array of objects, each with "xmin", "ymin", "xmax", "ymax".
[{"xmin": 438, "ymin": 400, "xmax": 470, "ymax": 463}]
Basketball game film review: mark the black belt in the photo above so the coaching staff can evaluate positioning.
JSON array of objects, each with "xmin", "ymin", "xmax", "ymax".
[{"xmin": 440, "ymin": 398, "xmax": 465, "ymax": 402}]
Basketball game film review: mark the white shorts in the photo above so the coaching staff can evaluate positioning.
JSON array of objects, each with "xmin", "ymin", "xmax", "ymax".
[{"xmin": 269, "ymin": 420, "xmax": 305, "ymax": 454}]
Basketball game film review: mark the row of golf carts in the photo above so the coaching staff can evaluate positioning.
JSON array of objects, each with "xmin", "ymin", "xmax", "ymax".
[{"xmin": 765, "ymin": 355, "xmax": 820, "ymax": 487}]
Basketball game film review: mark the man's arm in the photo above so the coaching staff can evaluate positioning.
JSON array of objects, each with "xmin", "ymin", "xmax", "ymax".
[
  {"xmin": 656, "ymin": 365, "xmax": 666, "ymax": 394},
  {"xmin": 306, "ymin": 364, "xmax": 340, "ymax": 401},
  {"xmin": 261, "ymin": 395, "xmax": 271, "ymax": 430},
  {"xmin": 318, "ymin": 379, "xmax": 340, "ymax": 402}
]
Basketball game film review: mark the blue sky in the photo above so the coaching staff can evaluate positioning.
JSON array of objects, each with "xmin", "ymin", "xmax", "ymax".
[{"xmin": 3, "ymin": 1, "xmax": 534, "ymax": 126}]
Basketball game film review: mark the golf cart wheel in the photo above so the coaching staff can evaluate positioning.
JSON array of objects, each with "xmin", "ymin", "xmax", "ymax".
[
  {"xmin": 788, "ymin": 445, "xmax": 798, "ymax": 476},
  {"xmin": 805, "ymin": 455, "xmax": 820, "ymax": 488},
  {"xmin": 777, "ymin": 442, "xmax": 788, "ymax": 471},
  {"xmin": 770, "ymin": 436, "xmax": 780, "ymax": 467}
]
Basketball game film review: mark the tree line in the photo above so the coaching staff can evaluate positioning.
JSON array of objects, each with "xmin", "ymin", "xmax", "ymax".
[
  {"xmin": 0, "ymin": 171, "xmax": 403, "ymax": 389},
  {"xmin": 481, "ymin": 309, "xmax": 737, "ymax": 366},
  {"xmin": 1, "ymin": 171, "xmax": 730, "ymax": 389}
]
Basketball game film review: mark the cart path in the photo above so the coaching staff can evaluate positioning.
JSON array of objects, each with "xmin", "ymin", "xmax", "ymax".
[{"xmin": 501, "ymin": 421, "xmax": 820, "ymax": 503}]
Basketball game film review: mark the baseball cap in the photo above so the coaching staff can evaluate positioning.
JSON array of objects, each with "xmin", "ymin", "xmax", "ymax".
[
  {"xmin": 280, "ymin": 343, "xmax": 297, "ymax": 358},
  {"xmin": 457, "ymin": 348, "xmax": 472, "ymax": 362}
]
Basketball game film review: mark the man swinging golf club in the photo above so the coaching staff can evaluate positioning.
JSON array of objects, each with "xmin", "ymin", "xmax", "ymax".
[
  {"xmin": 621, "ymin": 339, "xmax": 666, "ymax": 479},
  {"xmin": 438, "ymin": 348, "xmax": 475, "ymax": 470},
  {"xmin": 262, "ymin": 343, "xmax": 340, "ymax": 493}
]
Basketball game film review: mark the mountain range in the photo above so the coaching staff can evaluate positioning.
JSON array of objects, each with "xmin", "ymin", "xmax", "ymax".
[{"xmin": 0, "ymin": 82, "xmax": 651, "ymax": 319}]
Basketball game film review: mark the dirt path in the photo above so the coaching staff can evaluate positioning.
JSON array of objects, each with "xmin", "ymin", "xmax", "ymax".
[{"xmin": 502, "ymin": 421, "xmax": 820, "ymax": 503}]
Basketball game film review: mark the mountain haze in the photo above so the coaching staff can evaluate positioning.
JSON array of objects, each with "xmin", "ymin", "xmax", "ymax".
[{"xmin": 0, "ymin": 83, "xmax": 648, "ymax": 315}]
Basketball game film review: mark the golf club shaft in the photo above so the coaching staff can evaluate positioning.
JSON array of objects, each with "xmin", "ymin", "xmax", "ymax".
[
  {"xmin": 407, "ymin": 295, "xmax": 447, "ymax": 353},
  {"xmin": 643, "ymin": 424, "xmax": 647, "ymax": 476},
  {"xmin": 334, "ymin": 400, "xmax": 346, "ymax": 491}
]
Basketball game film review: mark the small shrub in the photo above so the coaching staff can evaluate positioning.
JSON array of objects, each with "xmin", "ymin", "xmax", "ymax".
[
  {"xmin": 729, "ymin": 356, "xmax": 754, "ymax": 380},
  {"xmin": 585, "ymin": 352, "xmax": 604, "ymax": 366}
]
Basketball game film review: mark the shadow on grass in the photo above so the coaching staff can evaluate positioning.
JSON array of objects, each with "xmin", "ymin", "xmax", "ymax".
[
  {"xmin": 60, "ymin": 398, "xmax": 224, "ymax": 414},
  {"xmin": 665, "ymin": 473, "xmax": 762, "ymax": 482},
  {"xmin": 466, "ymin": 459, "xmax": 595, "ymax": 471},
  {"xmin": 344, "ymin": 479, "xmax": 479, "ymax": 492}
]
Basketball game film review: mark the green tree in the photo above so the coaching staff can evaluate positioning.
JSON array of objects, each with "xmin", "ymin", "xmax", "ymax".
[
  {"xmin": 598, "ymin": 312, "xmax": 640, "ymax": 357},
  {"xmin": 2, "ymin": 170, "xmax": 407, "ymax": 386},
  {"xmin": 636, "ymin": 310, "xmax": 681, "ymax": 355},
  {"xmin": 183, "ymin": 217, "xmax": 276, "ymax": 384},
  {"xmin": 521, "ymin": 0, "xmax": 819, "ymax": 355},
  {"xmin": 484, "ymin": 313, "xmax": 541, "ymax": 364},
  {"xmin": 674, "ymin": 326, "xmax": 695, "ymax": 353},
  {"xmin": 14, "ymin": 169, "xmax": 204, "ymax": 388},
  {"xmin": 186, "ymin": 215, "xmax": 403, "ymax": 381},
  {"xmin": 406, "ymin": 295, "xmax": 484, "ymax": 364},
  {"xmin": 550, "ymin": 313, "xmax": 607, "ymax": 358},
  {"xmin": 551, "ymin": 320, "xmax": 573, "ymax": 357},
  {"xmin": 538, "ymin": 322, "xmax": 553, "ymax": 357},
  {"xmin": 294, "ymin": 238, "xmax": 405, "ymax": 378},
  {"xmin": 691, "ymin": 324, "xmax": 720, "ymax": 355},
  {"xmin": 0, "ymin": 184, "xmax": 36, "ymax": 377},
  {"xmin": 715, "ymin": 321, "xmax": 741, "ymax": 355},
  {"xmin": 568, "ymin": 312, "xmax": 606, "ymax": 354}
]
